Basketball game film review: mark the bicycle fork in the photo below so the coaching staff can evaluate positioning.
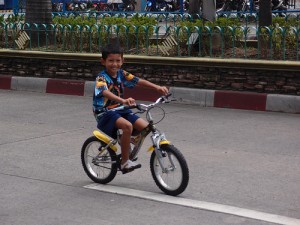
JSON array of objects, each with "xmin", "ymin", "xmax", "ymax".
[{"xmin": 149, "ymin": 132, "xmax": 174, "ymax": 173}]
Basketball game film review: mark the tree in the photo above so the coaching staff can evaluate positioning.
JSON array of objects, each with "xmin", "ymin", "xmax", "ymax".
[
  {"xmin": 259, "ymin": 0, "xmax": 272, "ymax": 27},
  {"xmin": 25, "ymin": 0, "xmax": 53, "ymax": 47},
  {"xmin": 188, "ymin": 0, "xmax": 201, "ymax": 19},
  {"xmin": 258, "ymin": 0, "xmax": 272, "ymax": 57}
]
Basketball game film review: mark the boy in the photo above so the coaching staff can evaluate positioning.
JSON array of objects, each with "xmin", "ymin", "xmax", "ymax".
[{"xmin": 93, "ymin": 43, "xmax": 168, "ymax": 173}]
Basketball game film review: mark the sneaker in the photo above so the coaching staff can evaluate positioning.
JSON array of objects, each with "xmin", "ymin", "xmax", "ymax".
[{"xmin": 121, "ymin": 160, "xmax": 141, "ymax": 174}]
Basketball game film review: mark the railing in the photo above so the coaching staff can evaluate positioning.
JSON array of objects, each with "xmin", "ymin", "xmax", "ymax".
[
  {"xmin": 52, "ymin": 11, "xmax": 300, "ymax": 30},
  {"xmin": 14, "ymin": 0, "xmax": 300, "ymax": 14},
  {"xmin": 1, "ymin": 13, "xmax": 300, "ymax": 61}
]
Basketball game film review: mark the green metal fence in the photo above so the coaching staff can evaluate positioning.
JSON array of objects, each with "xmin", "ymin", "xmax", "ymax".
[{"xmin": 1, "ymin": 13, "xmax": 300, "ymax": 61}]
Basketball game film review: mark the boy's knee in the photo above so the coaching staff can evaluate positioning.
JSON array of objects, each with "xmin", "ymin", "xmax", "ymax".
[{"xmin": 121, "ymin": 122, "xmax": 133, "ymax": 133}]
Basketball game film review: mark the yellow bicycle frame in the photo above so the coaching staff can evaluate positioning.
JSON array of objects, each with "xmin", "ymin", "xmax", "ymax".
[
  {"xmin": 93, "ymin": 130, "xmax": 117, "ymax": 152},
  {"xmin": 147, "ymin": 140, "xmax": 171, "ymax": 152},
  {"xmin": 93, "ymin": 130, "xmax": 171, "ymax": 153}
]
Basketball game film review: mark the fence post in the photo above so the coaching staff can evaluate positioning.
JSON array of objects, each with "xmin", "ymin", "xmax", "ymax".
[{"xmin": 12, "ymin": 0, "xmax": 18, "ymax": 14}]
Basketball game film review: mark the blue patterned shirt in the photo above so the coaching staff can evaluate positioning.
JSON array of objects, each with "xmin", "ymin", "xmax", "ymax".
[{"xmin": 93, "ymin": 69, "xmax": 139, "ymax": 113}]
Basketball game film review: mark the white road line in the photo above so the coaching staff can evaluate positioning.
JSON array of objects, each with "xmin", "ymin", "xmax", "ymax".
[{"xmin": 84, "ymin": 184, "xmax": 300, "ymax": 225}]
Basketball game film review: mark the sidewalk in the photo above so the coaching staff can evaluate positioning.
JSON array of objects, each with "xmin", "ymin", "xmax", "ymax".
[{"xmin": 0, "ymin": 75, "xmax": 299, "ymax": 113}]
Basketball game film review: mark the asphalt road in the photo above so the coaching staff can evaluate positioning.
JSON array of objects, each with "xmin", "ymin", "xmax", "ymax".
[{"xmin": 0, "ymin": 90, "xmax": 300, "ymax": 225}]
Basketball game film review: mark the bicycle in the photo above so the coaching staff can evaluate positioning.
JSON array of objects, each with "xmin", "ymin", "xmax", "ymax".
[{"xmin": 81, "ymin": 94, "xmax": 189, "ymax": 196}]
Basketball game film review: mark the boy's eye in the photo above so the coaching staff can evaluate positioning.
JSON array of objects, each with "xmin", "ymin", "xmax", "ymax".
[{"xmin": 109, "ymin": 60, "xmax": 120, "ymax": 63}]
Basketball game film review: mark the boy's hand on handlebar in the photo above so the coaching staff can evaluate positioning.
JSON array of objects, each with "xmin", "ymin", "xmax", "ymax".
[
  {"xmin": 122, "ymin": 97, "xmax": 136, "ymax": 106},
  {"xmin": 157, "ymin": 86, "xmax": 169, "ymax": 95}
]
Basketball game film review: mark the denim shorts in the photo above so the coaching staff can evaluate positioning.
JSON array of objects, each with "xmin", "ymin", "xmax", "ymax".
[{"xmin": 96, "ymin": 109, "xmax": 139, "ymax": 139}]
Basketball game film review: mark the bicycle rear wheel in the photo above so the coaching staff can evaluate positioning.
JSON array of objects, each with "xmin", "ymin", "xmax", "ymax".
[
  {"xmin": 81, "ymin": 136, "xmax": 118, "ymax": 184},
  {"xmin": 150, "ymin": 144, "xmax": 189, "ymax": 196}
]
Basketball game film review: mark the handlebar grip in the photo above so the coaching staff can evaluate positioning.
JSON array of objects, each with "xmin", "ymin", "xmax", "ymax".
[
  {"xmin": 136, "ymin": 104, "xmax": 144, "ymax": 111},
  {"xmin": 123, "ymin": 105, "xmax": 137, "ymax": 110},
  {"xmin": 166, "ymin": 93, "xmax": 172, "ymax": 98},
  {"xmin": 110, "ymin": 105, "xmax": 138, "ymax": 112},
  {"xmin": 159, "ymin": 93, "xmax": 172, "ymax": 103}
]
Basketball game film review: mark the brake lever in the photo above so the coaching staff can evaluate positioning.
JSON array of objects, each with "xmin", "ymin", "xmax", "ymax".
[
  {"xmin": 134, "ymin": 104, "xmax": 146, "ymax": 114},
  {"xmin": 161, "ymin": 93, "xmax": 175, "ymax": 103},
  {"xmin": 165, "ymin": 93, "xmax": 172, "ymax": 98}
]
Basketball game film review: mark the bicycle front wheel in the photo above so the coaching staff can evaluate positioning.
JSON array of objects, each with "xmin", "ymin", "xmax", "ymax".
[
  {"xmin": 81, "ymin": 136, "xmax": 118, "ymax": 184},
  {"xmin": 150, "ymin": 144, "xmax": 189, "ymax": 196}
]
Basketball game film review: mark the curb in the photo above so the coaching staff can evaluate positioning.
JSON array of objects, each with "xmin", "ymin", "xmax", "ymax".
[
  {"xmin": 1, "ymin": 75, "xmax": 299, "ymax": 114},
  {"xmin": 1, "ymin": 49, "xmax": 300, "ymax": 71}
]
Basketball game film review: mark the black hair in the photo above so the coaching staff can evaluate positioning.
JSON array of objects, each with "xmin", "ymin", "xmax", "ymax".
[{"xmin": 101, "ymin": 41, "xmax": 123, "ymax": 59}]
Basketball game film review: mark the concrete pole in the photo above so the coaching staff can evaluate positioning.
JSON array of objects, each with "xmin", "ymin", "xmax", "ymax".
[{"xmin": 202, "ymin": 0, "xmax": 216, "ymax": 22}]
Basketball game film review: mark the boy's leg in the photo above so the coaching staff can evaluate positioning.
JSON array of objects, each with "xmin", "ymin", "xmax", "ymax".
[
  {"xmin": 133, "ymin": 118, "xmax": 149, "ymax": 131},
  {"xmin": 115, "ymin": 117, "xmax": 142, "ymax": 172},
  {"xmin": 115, "ymin": 117, "xmax": 133, "ymax": 165}
]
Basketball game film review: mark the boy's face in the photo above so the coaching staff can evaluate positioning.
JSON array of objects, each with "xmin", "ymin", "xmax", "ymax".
[{"xmin": 101, "ymin": 54, "xmax": 124, "ymax": 77}]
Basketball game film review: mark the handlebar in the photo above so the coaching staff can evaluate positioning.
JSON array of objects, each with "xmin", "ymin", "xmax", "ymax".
[{"xmin": 110, "ymin": 93, "xmax": 174, "ymax": 113}]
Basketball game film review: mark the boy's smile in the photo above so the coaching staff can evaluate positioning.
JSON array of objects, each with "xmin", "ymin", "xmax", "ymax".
[{"xmin": 101, "ymin": 54, "xmax": 124, "ymax": 77}]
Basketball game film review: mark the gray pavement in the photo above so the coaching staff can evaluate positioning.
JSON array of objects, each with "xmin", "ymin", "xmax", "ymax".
[{"xmin": 0, "ymin": 89, "xmax": 300, "ymax": 225}]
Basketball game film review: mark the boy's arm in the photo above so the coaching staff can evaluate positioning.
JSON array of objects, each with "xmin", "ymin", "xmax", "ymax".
[
  {"xmin": 137, "ymin": 79, "xmax": 169, "ymax": 95},
  {"xmin": 102, "ymin": 90, "xmax": 135, "ymax": 106}
]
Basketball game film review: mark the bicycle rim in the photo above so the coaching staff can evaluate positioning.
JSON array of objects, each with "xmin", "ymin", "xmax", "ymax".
[
  {"xmin": 150, "ymin": 145, "xmax": 189, "ymax": 196},
  {"xmin": 81, "ymin": 136, "xmax": 117, "ymax": 184}
]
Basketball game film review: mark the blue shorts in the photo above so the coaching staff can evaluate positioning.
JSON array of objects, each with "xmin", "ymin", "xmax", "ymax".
[{"xmin": 96, "ymin": 109, "xmax": 139, "ymax": 139}]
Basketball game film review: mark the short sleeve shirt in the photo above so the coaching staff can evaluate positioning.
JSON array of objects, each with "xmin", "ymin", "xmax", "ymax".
[{"xmin": 93, "ymin": 69, "xmax": 139, "ymax": 113}]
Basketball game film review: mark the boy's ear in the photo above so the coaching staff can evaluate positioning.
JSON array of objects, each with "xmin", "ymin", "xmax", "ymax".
[{"xmin": 100, "ymin": 58, "xmax": 105, "ymax": 65}]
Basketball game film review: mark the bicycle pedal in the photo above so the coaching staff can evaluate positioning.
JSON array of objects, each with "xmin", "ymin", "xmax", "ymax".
[
  {"xmin": 121, "ymin": 164, "xmax": 141, "ymax": 174},
  {"xmin": 134, "ymin": 164, "xmax": 142, "ymax": 169},
  {"xmin": 121, "ymin": 168, "xmax": 134, "ymax": 174}
]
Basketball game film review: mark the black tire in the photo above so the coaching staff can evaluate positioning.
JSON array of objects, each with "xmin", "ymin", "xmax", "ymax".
[
  {"xmin": 81, "ymin": 136, "xmax": 118, "ymax": 184},
  {"xmin": 150, "ymin": 144, "xmax": 189, "ymax": 196},
  {"xmin": 124, "ymin": 3, "xmax": 135, "ymax": 11},
  {"xmin": 145, "ymin": 5, "xmax": 151, "ymax": 11}
]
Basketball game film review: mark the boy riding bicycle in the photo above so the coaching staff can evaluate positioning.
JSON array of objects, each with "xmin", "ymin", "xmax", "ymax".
[{"xmin": 93, "ymin": 43, "xmax": 168, "ymax": 173}]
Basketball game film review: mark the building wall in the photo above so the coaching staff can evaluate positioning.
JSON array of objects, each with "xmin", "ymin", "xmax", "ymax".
[{"xmin": 0, "ymin": 52, "xmax": 299, "ymax": 95}]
